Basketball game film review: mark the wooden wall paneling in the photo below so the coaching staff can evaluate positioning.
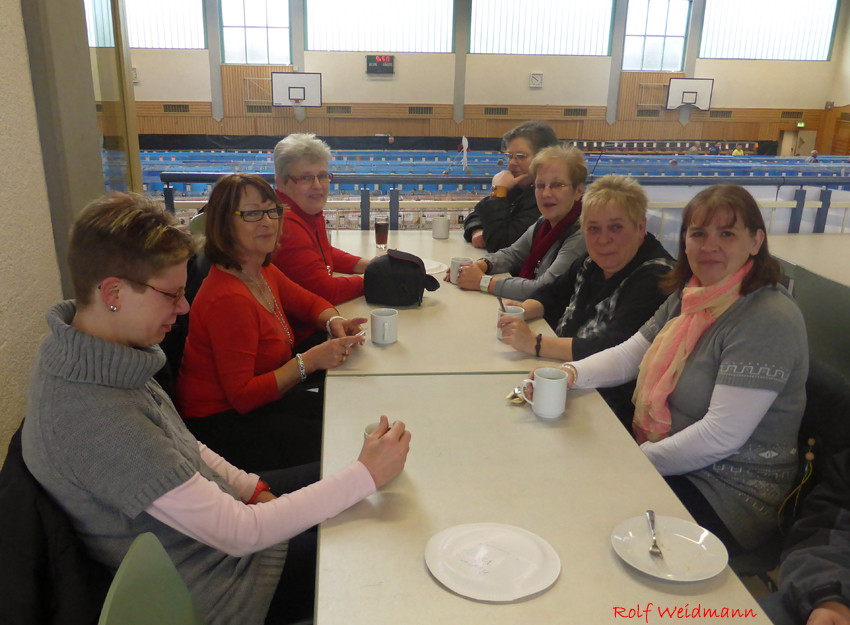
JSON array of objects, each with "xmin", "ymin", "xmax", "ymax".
[{"xmin": 618, "ymin": 71, "xmax": 684, "ymax": 121}]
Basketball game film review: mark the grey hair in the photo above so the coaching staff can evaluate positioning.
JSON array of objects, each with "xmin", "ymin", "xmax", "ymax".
[{"xmin": 273, "ymin": 133, "xmax": 332, "ymax": 183}]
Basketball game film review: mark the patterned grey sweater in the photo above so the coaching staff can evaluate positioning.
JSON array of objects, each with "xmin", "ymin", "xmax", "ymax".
[
  {"xmin": 640, "ymin": 287, "xmax": 809, "ymax": 548},
  {"xmin": 22, "ymin": 300, "xmax": 287, "ymax": 625}
]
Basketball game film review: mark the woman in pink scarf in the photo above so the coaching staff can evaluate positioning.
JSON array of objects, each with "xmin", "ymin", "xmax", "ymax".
[{"xmin": 535, "ymin": 185, "xmax": 808, "ymax": 555}]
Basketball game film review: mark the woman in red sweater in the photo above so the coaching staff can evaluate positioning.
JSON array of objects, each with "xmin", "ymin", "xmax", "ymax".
[
  {"xmin": 177, "ymin": 173, "xmax": 366, "ymax": 472},
  {"xmin": 271, "ymin": 134, "xmax": 371, "ymax": 342}
]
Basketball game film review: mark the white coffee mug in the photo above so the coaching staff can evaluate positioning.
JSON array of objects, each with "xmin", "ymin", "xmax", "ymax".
[
  {"xmin": 496, "ymin": 306, "xmax": 525, "ymax": 341},
  {"xmin": 432, "ymin": 216, "xmax": 450, "ymax": 239},
  {"xmin": 521, "ymin": 368, "xmax": 568, "ymax": 419},
  {"xmin": 370, "ymin": 308, "xmax": 398, "ymax": 345},
  {"xmin": 450, "ymin": 257, "xmax": 472, "ymax": 284}
]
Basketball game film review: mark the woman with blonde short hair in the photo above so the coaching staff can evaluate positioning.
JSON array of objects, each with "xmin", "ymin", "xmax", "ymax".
[{"xmin": 500, "ymin": 174, "xmax": 672, "ymax": 426}]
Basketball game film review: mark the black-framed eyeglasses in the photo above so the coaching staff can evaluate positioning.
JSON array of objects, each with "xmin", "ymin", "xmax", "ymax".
[
  {"xmin": 502, "ymin": 152, "xmax": 531, "ymax": 162},
  {"xmin": 121, "ymin": 278, "xmax": 186, "ymax": 305},
  {"xmin": 533, "ymin": 181, "xmax": 573, "ymax": 192},
  {"xmin": 288, "ymin": 173, "xmax": 334, "ymax": 185},
  {"xmin": 234, "ymin": 207, "xmax": 284, "ymax": 222}
]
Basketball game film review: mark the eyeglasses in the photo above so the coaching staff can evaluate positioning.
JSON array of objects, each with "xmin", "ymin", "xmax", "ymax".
[
  {"xmin": 502, "ymin": 152, "xmax": 531, "ymax": 162},
  {"xmin": 234, "ymin": 207, "xmax": 284, "ymax": 222},
  {"xmin": 533, "ymin": 181, "xmax": 573, "ymax": 192},
  {"xmin": 121, "ymin": 278, "xmax": 186, "ymax": 305},
  {"xmin": 288, "ymin": 173, "xmax": 334, "ymax": 185}
]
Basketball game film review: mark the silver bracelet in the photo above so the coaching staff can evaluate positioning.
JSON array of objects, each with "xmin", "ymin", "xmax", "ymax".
[
  {"xmin": 325, "ymin": 315, "xmax": 345, "ymax": 335},
  {"xmin": 295, "ymin": 353, "xmax": 307, "ymax": 382}
]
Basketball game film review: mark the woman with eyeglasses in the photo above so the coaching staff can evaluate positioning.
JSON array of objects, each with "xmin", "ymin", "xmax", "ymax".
[
  {"xmin": 270, "ymin": 133, "xmax": 370, "ymax": 341},
  {"xmin": 463, "ymin": 120, "xmax": 560, "ymax": 252},
  {"xmin": 176, "ymin": 173, "xmax": 366, "ymax": 473},
  {"xmin": 453, "ymin": 145, "xmax": 588, "ymax": 301},
  {"xmin": 23, "ymin": 193, "xmax": 410, "ymax": 625}
]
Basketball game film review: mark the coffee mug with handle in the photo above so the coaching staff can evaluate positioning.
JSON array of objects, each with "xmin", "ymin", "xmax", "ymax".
[
  {"xmin": 370, "ymin": 308, "xmax": 398, "ymax": 345},
  {"xmin": 521, "ymin": 367, "xmax": 568, "ymax": 419}
]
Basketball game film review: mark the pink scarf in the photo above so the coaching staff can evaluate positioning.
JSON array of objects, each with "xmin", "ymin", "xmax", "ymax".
[{"xmin": 631, "ymin": 260, "xmax": 753, "ymax": 443}]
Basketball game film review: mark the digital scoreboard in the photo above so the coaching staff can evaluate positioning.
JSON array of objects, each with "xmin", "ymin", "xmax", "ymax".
[{"xmin": 366, "ymin": 55, "xmax": 394, "ymax": 75}]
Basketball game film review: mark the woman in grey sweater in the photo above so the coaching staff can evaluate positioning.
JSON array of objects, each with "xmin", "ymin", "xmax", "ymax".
[
  {"xmin": 22, "ymin": 193, "xmax": 410, "ymax": 625},
  {"xmin": 453, "ymin": 145, "xmax": 587, "ymax": 300},
  {"xmin": 537, "ymin": 185, "xmax": 808, "ymax": 555}
]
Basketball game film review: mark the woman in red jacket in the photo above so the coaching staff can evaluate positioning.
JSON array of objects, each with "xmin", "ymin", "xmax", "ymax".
[
  {"xmin": 177, "ymin": 173, "xmax": 366, "ymax": 472},
  {"xmin": 271, "ymin": 133, "xmax": 371, "ymax": 343}
]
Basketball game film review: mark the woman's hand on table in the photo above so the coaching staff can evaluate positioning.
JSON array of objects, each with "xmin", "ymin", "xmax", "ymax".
[
  {"xmin": 353, "ymin": 257, "xmax": 372, "ymax": 274},
  {"xmin": 808, "ymin": 602, "xmax": 850, "ymax": 625},
  {"xmin": 329, "ymin": 316, "xmax": 368, "ymax": 339},
  {"xmin": 528, "ymin": 363, "xmax": 578, "ymax": 389},
  {"xmin": 304, "ymin": 335, "xmax": 365, "ymax": 371},
  {"xmin": 498, "ymin": 317, "xmax": 536, "ymax": 354},
  {"xmin": 455, "ymin": 261, "xmax": 487, "ymax": 291},
  {"xmin": 358, "ymin": 415, "xmax": 411, "ymax": 489},
  {"xmin": 470, "ymin": 229, "xmax": 486, "ymax": 249}
]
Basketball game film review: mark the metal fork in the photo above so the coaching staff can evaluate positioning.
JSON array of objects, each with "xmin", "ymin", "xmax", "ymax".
[{"xmin": 646, "ymin": 510, "xmax": 663, "ymax": 558}]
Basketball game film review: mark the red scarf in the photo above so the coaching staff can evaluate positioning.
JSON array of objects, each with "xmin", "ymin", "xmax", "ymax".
[{"xmin": 518, "ymin": 199, "xmax": 582, "ymax": 279}]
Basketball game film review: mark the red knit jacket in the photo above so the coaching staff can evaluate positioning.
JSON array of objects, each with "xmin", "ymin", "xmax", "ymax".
[
  {"xmin": 271, "ymin": 189, "xmax": 364, "ymax": 306},
  {"xmin": 176, "ymin": 264, "xmax": 331, "ymax": 418}
]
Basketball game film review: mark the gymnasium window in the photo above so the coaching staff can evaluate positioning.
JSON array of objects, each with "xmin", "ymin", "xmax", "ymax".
[
  {"xmin": 469, "ymin": 0, "xmax": 612, "ymax": 55},
  {"xmin": 305, "ymin": 0, "xmax": 453, "ymax": 52},
  {"xmin": 84, "ymin": 0, "xmax": 205, "ymax": 49},
  {"xmin": 623, "ymin": 0, "xmax": 690, "ymax": 71},
  {"xmin": 221, "ymin": 0, "xmax": 291, "ymax": 64},
  {"xmin": 700, "ymin": 0, "xmax": 838, "ymax": 61}
]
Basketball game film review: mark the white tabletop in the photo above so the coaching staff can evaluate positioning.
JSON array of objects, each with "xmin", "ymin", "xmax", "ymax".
[
  {"xmin": 769, "ymin": 233, "xmax": 850, "ymax": 287},
  {"xmin": 330, "ymin": 230, "xmax": 555, "ymax": 376},
  {"xmin": 317, "ymin": 374, "xmax": 770, "ymax": 625}
]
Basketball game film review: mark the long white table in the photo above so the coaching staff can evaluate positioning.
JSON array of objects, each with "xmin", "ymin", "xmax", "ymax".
[
  {"xmin": 317, "ymin": 229, "xmax": 771, "ymax": 624},
  {"xmin": 330, "ymin": 231, "xmax": 555, "ymax": 376},
  {"xmin": 318, "ymin": 374, "xmax": 772, "ymax": 624}
]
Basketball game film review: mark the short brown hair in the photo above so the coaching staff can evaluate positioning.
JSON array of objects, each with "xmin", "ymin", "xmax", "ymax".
[
  {"xmin": 68, "ymin": 193, "xmax": 194, "ymax": 306},
  {"xmin": 581, "ymin": 174, "xmax": 647, "ymax": 228},
  {"xmin": 203, "ymin": 173, "xmax": 283, "ymax": 269},
  {"xmin": 529, "ymin": 145, "xmax": 588, "ymax": 187},
  {"xmin": 663, "ymin": 184, "xmax": 782, "ymax": 295}
]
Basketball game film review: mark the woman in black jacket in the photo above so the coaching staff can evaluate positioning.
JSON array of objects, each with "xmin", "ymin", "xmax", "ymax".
[{"xmin": 463, "ymin": 120, "xmax": 559, "ymax": 252}]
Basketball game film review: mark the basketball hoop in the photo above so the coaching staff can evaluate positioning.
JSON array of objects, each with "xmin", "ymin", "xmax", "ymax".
[{"xmin": 292, "ymin": 99, "xmax": 303, "ymax": 106}]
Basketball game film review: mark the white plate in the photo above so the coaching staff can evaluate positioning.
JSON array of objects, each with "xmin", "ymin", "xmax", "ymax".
[
  {"xmin": 422, "ymin": 259, "xmax": 448, "ymax": 275},
  {"xmin": 610, "ymin": 515, "xmax": 728, "ymax": 582},
  {"xmin": 425, "ymin": 523, "xmax": 561, "ymax": 602}
]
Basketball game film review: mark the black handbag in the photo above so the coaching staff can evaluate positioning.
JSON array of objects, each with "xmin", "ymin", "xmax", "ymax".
[{"xmin": 364, "ymin": 249, "xmax": 440, "ymax": 307}]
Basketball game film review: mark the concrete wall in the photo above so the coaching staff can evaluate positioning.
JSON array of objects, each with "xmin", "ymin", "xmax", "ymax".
[
  {"xmin": 129, "ymin": 40, "xmax": 850, "ymax": 108},
  {"xmin": 128, "ymin": 48, "xmax": 212, "ymax": 102},
  {"xmin": 0, "ymin": 1, "xmax": 64, "ymax": 463}
]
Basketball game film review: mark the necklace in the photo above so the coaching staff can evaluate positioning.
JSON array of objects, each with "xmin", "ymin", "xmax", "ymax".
[{"xmin": 239, "ymin": 269, "xmax": 294, "ymax": 348}]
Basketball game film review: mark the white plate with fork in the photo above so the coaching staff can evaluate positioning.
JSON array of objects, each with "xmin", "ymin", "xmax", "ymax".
[{"xmin": 610, "ymin": 515, "xmax": 728, "ymax": 582}]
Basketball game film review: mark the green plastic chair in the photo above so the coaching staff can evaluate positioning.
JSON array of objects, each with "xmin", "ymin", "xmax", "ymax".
[{"xmin": 98, "ymin": 532, "xmax": 206, "ymax": 625}]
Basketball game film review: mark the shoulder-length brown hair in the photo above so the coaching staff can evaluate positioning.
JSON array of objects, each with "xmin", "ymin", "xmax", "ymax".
[
  {"xmin": 662, "ymin": 184, "xmax": 782, "ymax": 295},
  {"xmin": 203, "ymin": 173, "xmax": 283, "ymax": 270}
]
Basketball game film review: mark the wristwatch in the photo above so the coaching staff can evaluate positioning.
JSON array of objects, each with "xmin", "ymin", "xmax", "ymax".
[{"xmin": 479, "ymin": 275, "xmax": 493, "ymax": 293}]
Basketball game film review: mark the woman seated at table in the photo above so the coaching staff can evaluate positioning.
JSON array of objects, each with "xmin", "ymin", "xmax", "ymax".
[
  {"xmin": 463, "ymin": 120, "xmax": 559, "ymax": 252},
  {"xmin": 176, "ymin": 173, "xmax": 366, "ymax": 472},
  {"xmin": 541, "ymin": 184, "xmax": 808, "ymax": 555},
  {"xmin": 271, "ymin": 133, "xmax": 370, "ymax": 339},
  {"xmin": 499, "ymin": 174, "xmax": 673, "ymax": 427},
  {"xmin": 22, "ymin": 192, "xmax": 411, "ymax": 625},
  {"xmin": 454, "ymin": 145, "xmax": 588, "ymax": 301}
]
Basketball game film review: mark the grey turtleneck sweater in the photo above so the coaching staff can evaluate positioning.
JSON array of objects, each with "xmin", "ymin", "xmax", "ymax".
[{"xmin": 22, "ymin": 301, "xmax": 287, "ymax": 625}]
